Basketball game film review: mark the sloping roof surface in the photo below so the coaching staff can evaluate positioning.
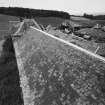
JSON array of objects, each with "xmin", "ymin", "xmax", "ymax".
[{"xmin": 13, "ymin": 27, "xmax": 105, "ymax": 105}]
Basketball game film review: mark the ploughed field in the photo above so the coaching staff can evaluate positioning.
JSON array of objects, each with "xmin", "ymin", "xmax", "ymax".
[{"xmin": 14, "ymin": 27, "xmax": 105, "ymax": 105}]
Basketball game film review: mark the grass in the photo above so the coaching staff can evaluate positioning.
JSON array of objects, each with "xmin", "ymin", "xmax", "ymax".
[
  {"xmin": 71, "ymin": 16, "xmax": 105, "ymax": 27},
  {"xmin": 94, "ymin": 20, "xmax": 105, "ymax": 26},
  {"xmin": 0, "ymin": 14, "xmax": 19, "ymax": 23},
  {"xmin": 0, "ymin": 22, "xmax": 10, "ymax": 40},
  {"xmin": 71, "ymin": 16, "xmax": 91, "ymax": 21},
  {"xmin": 0, "ymin": 14, "xmax": 23, "ymax": 105},
  {"xmin": 0, "ymin": 14, "xmax": 20, "ymax": 41},
  {"xmin": 14, "ymin": 28, "xmax": 105, "ymax": 105},
  {"xmin": 34, "ymin": 17, "xmax": 66, "ymax": 27},
  {"xmin": 70, "ymin": 16, "xmax": 96, "ymax": 27},
  {"xmin": 0, "ymin": 36, "xmax": 23, "ymax": 105}
]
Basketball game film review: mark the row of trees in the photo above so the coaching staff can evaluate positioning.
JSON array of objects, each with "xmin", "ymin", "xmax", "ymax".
[
  {"xmin": 0, "ymin": 7, "xmax": 70, "ymax": 19},
  {"xmin": 1, "ymin": 7, "xmax": 105, "ymax": 20}
]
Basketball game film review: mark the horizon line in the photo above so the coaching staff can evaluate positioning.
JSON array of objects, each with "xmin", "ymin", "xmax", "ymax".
[{"xmin": 0, "ymin": 6, "xmax": 105, "ymax": 16}]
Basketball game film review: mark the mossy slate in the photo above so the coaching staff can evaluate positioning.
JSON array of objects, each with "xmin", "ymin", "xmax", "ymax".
[{"xmin": 14, "ymin": 28, "xmax": 105, "ymax": 105}]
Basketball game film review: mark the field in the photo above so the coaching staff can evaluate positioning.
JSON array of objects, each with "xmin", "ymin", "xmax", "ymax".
[
  {"xmin": 35, "ymin": 17, "xmax": 66, "ymax": 27},
  {"xmin": 0, "ymin": 14, "xmax": 19, "ymax": 22},
  {"xmin": 70, "ymin": 16, "xmax": 95, "ymax": 27},
  {"xmin": 0, "ymin": 14, "xmax": 19, "ymax": 40},
  {"xmin": 0, "ymin": 14, "xmax": 23, "ymax": 105},
  {"xmin": 94, "ymin": 20, "xmax": 105, "ymax": 26},
  {"xmin": 0, "ymin": 37, "xmax": 23, "ymax": 105},
  {"xmin": 71, "ymin": 16, "xmax": 105, "ymax": 26},
  {"xmin": 34, "ymin": 16, "xmax": 105, "ymax": 29},
  {"xmin": 14, "ymin": 27, "xmax": 105, "ymax": 105}
]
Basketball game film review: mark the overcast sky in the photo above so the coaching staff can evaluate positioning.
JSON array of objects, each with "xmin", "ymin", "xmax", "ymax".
[{"xmin": 0, "ymin": 0, "xmax": 105, "ymax": 15}]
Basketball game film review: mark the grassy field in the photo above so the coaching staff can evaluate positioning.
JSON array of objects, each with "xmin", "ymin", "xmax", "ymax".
[
  {"xmin": 94, "ymin": 20, "xmax": 105, "ymax": 26},
  {"xmin": 0, "ymin": 14, "xmax": 19, "ymax": 40},
  {"xmin": 71, "ymin": 16, "xmax": 105, "ymax": 26},
  {"xmin": 0, "ymin": 14, "xmax": 24, "ymax": 105},
  {"xmin": 34, "ymin": 17, "xmax": 66, "ymax": 27},
  {"xmin": 70, "ymin": 16, "xmax": 96, "ymax": 27},
  {"xmin": 0, "ymin": 37, "xmax": 23, "ymax": 105},
  {"xmin": 14, "ymin": 28, "xmax": 105, "ymax": 105},
  {"xmin": 0, "ymin": 14, "xmax": 19, "ymax": 22},
  {"xmin": 34, "ymin": 16, "xmax": 105, "ymax": 29},
  {"xmin": 71, "ymin": 16, "xmax": 91, "ymax": 21}
]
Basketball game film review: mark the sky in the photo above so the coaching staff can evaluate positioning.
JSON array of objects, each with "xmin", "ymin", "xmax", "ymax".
[{"xmin": 0, "ymin": 0, "xmax": 105, "ymax": 15}]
